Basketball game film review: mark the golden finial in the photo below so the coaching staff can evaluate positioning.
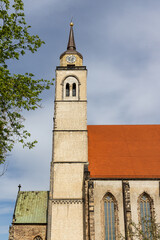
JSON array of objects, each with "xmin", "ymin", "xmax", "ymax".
[
  {"xmin": 70, "ymin": 21, "xmax": 74, "ymax": 26},
  {"xmin": 70, "ymin": 17, "xmax": 74, "ymax": 26}
]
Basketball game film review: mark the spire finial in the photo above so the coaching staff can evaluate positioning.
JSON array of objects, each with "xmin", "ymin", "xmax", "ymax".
[
  {"xmin": 60, "ymin": 21, "xmax": 83, "ymax": 60},
  {"xmin": 67, "ymin": 20, "xmax": 76, "ymax": 50},
  {"xmin": 70, "ymin": 17, "xmax": 73, "ymax": 27},
  {"xmin": 18, "ymin": 184, "xmax": 21, "ymax": 191}
]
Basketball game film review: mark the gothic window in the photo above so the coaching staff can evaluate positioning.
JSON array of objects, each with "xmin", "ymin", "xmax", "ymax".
[
  {"xmin": 72, "ymin": 83, "xmax": 76, "ymax": 96},
  {"xmin": 66, "ymin": 83, "xmax": 70, "ymax": 97},
  {"xmin": 33, "ymin": 236, "xmax": 42, "ymax": 240},
  {"xmin": 139, "ymin": 193, "xmax": 153, "ymax": 239},
  {"xmin": 104, "ymin": 193, "xmax": 117, "ymax": 240}
]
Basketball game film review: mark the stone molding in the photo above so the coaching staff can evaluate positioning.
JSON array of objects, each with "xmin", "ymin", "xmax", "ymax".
[
  {"xmin": 122, "ymin": 181, "xmax": 132, "ymax": 240},
  {"xmin": 61, "ymin": 75, "xmax": 81, "ymax": 86},
  {"xmin": 84, "ymin": 179, "xmax": 89, "ymax": 240},
  {"xmin": 52, "ymin": 199, "xmax": 83, "ymax": 204},
  {"xmin": 56, "ymin": 66, "xmax": 87, "ymax": 70},
  {"xmin": 88, "ymin": 180, "xmax": 95, "ymax": 240},
  {"xmin": 123, "ymin": 181, "xmax": 131, "ymax": 212}
]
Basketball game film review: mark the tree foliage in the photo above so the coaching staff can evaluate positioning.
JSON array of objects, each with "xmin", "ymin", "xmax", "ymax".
[
  {"xmin": 129, "ymin": 218, "xmax": 160, "ymax": 240},
  {"xmin": 0, "ymin": 0, "xmax": 53, "ymax": 164},
  {"xmin": 120, "ymin": 218, "xmax": 160, "ymax": 240}
]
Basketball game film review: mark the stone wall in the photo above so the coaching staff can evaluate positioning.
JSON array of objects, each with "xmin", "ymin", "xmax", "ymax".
[
  {"xmin": 92, "ymin": 180, "xmax": 125, "ymax": 240},
  {"xmin": 55, "ymin": 70, "xmax": 87, "ymax": 101},
  {"xmin": 9, "ymin": 224, "xmax": 47, "ymax": 240},
  {"xmin": 88, "ymin": 181, "xmax": 95, "ymax": 240},
  {"xmin": 52, "ymin": 163, "xmax": 84, "ymax": 198},
  {"xmin": 54, "ymin": 102, "xmax": 87, "ymax": 130},
  {"xmin": 89, "ymin": 179, "xmax": 160, "ymax": 240},
  {"xmin": 50, "ymin": 201, "xmax": 84, "ymax": 240},
  {"xmin": 53, "ymin": 131, "xmax": 88, "ymax": 162},
  {"xmin": 48, "ymin": 53, "xmax": 88, "ymax": 240},
  {"xmin": 129, "ymin": 180, "xmax": 160, "ymax": 224}
]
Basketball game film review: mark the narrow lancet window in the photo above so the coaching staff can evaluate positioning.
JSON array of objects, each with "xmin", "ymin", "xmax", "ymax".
[
  {"xmin": 72, "ymin": 83, "xmax": 76, "ymax": 96},
  {"xmin": 140, "ymin": 193, "xmax": 152, "ymax": 239},
  {"xmin": 34, "ymin": 236, "xmax": 42, "ymax": 240},
  {"xmin": 66, "ymin": 83, "xmax": 70, "ymax": 97},
  {"xmin": 104, "ymin": 194, "xmax": 116, "ymax": 240}
]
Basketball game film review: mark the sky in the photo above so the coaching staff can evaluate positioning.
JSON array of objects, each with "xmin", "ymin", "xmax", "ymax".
[{"xmin": 1, "ymin": 0, "xmax": 160, "ymax": 239}]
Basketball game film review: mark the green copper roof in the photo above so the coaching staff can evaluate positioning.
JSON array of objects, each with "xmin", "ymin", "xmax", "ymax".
[{"xmin": 14, "ymin": 191, "xmax": 48, "ymax": 224}]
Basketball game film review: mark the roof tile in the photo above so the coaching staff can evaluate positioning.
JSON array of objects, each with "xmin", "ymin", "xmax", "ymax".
[{"xmin": 88, "ymin": 125, "xmax": 160, "ymax": 178}]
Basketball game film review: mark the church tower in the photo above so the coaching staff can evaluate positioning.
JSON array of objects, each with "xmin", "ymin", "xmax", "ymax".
[{"xmin": 48, "ymin": 22, "xmax": 88, "ymax": 240}]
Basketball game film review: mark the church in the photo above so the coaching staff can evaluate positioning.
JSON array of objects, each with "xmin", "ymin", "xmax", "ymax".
[{"xmin": 9, "ymin": 22, "xmax": 160, "ymax": 240}]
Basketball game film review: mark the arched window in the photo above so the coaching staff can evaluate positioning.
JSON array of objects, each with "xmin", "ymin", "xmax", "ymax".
[
  {"xmin": 140, "ymin": 193, "xmax": 153, "ymax": 239},
  {"xmin": 104, "ymin": 193, "xmax": 116, "ymax": 240},
  {"xmin": 66, "ymin": 83, "xmax": 70, "ymax": 97},
  {"xmin": 63, "ymin": 76, "xmax": 79, "ymax": 100},
  {"xmin": 72, "ymin": 83, "xmax": 76, "ymax": 96},
  {"xmin": 33, "ymin": 236, "xmax": 42, "ymax": 240}
]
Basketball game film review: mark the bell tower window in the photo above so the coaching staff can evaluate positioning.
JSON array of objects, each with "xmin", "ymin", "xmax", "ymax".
[
  {"xmin": 66, "ymin": 83, "xmax": 70, "ymax": 97},
  {"xmin": 72, "ymin": 83, "xmax": 76, "ymax": 96},
  {"xmin": 63, "ymin": 76, "xmax": 79, "ymax": 100}
]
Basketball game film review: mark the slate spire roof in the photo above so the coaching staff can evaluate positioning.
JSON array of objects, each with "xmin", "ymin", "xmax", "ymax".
[
  {"xmin": 67, "ymin": 22, "xmax": 76, "ymax": 50},
  {"xmin": 60, "ymin": 22, "xmax": 83, "ymax": 59}
]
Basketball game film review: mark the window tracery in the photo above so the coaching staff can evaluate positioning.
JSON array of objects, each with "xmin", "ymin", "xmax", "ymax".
[
  {"xmin": 33, "ymin": 236, "xmax": 42, "ymax": 240},
  {"xmin": 103, "ymin": 193, "xmax": 117, "ymax": 240},
  {"xmin": 139, "ymin": 192, "xmax": 153, "ymax": 239}
]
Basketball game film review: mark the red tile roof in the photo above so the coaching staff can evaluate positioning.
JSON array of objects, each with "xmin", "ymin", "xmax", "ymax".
[{"xmin": 87, "ymin": 125, "xmax": 160, "ymax": 179}]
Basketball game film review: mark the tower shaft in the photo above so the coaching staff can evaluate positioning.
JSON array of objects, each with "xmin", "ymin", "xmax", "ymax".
[{"xmin": 48, "ymin": 23, "xmax": 88, "ymax": 240}]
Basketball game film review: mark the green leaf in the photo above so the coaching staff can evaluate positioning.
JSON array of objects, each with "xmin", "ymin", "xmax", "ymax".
[{"xmin": 0, "ymin": 0, "xmax": 54, "ymax": 164}]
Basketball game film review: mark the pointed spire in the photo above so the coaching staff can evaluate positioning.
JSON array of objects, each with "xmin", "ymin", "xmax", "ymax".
[
  {"xmin": 60, "ymin": 21, "xmax": 83, "ymax": 60},
  {"xmin": 67, "ymin": 22, "xmax": 76, "ymax": 50}
]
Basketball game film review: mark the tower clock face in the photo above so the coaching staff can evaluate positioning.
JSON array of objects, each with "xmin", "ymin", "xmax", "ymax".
[{"xmin": 66, "ymin": 55, "xmax": 76, "ymax": 63}]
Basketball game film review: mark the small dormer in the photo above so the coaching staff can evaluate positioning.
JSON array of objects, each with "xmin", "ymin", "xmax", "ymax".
[{"xmin": 60, "ymin": 22, "xmax": 83, "ymax": 67}]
